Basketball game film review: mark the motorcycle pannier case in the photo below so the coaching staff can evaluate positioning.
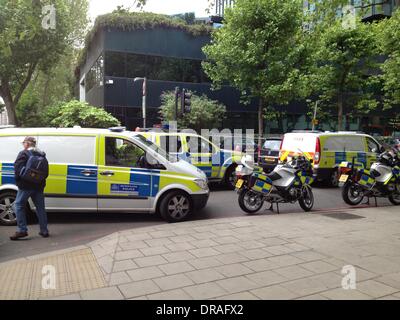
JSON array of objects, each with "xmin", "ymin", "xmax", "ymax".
[{"xmin": 249, "ymin": 172, "xmax": 273, "ymax": 194}]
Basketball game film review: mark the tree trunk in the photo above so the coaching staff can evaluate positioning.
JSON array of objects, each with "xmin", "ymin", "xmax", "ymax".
[
  {"xmin": 0, "ymin": 86, "xmax": 18, "ymax": 126},
  {"xmin": 338, "ymin": 94, "xmax": 343, "ymax": 131},
  {"xmin": 258, "ymin": 98, "xmax": 264, "ymax": 148}
]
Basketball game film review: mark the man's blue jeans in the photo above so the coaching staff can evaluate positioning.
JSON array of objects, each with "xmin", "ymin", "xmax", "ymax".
[{"xmin": 14, "ymin": 189, "xmax": 48, "ymax": 234}]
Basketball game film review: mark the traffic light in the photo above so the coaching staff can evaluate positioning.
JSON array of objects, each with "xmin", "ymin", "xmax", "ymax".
[{"xmin": 181, "ymin": 89, "xmax": 192, "ymax": 114}]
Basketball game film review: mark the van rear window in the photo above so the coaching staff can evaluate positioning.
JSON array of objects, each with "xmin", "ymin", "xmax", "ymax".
[{"xmin": 281, "ymin": 135, "xmax": 317, "ymax": 153}]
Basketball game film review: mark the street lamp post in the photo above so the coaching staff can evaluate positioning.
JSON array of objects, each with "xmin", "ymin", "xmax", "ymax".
[
  {"xmin": 306, "ymin": 99, "xmax": 319, "ymax": 131},
  {"xmin": 134, "ymin": 77, "xmax": 147, "ymax": 128}
]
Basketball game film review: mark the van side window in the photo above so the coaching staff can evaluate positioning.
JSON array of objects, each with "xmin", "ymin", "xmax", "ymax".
[
  {"xmin": 159, "ymin": 136, "xmax": 182, "ymax": 153},
  {"xmin": 38, "ymin": 136, "xmax": 96, "ymax": 165},
  {"xmin": 367, "ymin": 138, "xmax": 379, "ymax": 153},
  {"xmin": 105, "ymin": 137, "xmax": 145, "ymax": 168},
  {"xmin": 186, "ymin": 136, "xmax": 214, "ymax": 154},
  {"xmin": 0, "ymin": 136, "xmax": 26, "ymax": 162}
]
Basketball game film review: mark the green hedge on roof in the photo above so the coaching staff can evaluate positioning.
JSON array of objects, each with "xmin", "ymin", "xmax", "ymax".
[{"xmin": 77, "ymin": 11, "xmax": 212, "ymax": 70}]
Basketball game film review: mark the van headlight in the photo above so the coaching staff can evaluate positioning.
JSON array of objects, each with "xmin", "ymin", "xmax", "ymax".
[{"xmin": 195, "ymin": 179, "xmax": 208, "ymax": 190}]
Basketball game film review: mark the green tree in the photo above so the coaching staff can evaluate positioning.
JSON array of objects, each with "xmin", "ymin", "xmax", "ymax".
[
  {"xmin": 50, "ymin": 100, "xmax": 120, "ymax": 128},
  {"xmin": 202, "ymin": 0, "xmax": 311, "ymax": 141},
  {"xmin": 159, "ymin": 91, "xmax": 226, "ymax": 132},
  {"xmin": 0, "ymin": 0, "xmax": 88, "ymax": 126},
  {"xmin": 378, "ymin": 9, "xmax": 400, "ymax": 108},
  {"xmin": 310, "ymin": 19, "xmax": 380, "ymax": 131}
]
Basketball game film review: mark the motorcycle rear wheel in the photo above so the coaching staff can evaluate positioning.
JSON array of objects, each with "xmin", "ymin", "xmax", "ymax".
[
  {"xmin": 238, "ymin": 189, "xmax": 264, "ymax": 215},
  {"xmin": 342, "ymin": 183, "xmax": 364, "ymax": 206}
]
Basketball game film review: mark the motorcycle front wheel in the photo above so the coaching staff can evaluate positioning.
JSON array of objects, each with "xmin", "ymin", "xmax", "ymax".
[
  {"xmin": 389, "ymin": 192, "xmax": 400, "ymax": 205},
  {"xmin": 238, "ymin": 189, "xmax": 264, "ymax": 215},
  {"xmin": 342, "ymin": 182, "xmax": 364, "ymax": 206},
  {"xmin": 299, "ymin": 186, "xmax": 314, "ymax": 212}
]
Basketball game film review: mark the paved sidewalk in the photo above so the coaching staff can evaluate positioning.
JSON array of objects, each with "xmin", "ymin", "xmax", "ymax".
[{"xmin": 1, "ymin": 206, "xmax": 400, "ymax": 300}]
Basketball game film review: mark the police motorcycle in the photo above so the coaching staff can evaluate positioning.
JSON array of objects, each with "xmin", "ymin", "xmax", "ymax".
[
  {"xmin": 235, "ymin": 153, "xmax": 315, "ymax": 214},
  {"xmin": 338, "ymin": 148, "xmax": 400, "ymax": 206}
]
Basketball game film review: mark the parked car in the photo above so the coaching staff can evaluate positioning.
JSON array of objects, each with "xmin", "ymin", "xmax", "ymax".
[
  {"xmin": 280, "ymin": 131, "xmax": 383, "ymax": 187},
  {"xmin": 258, "ymin": 138, "xmax": 282, "ymax": 173},
  {"xmin": 0, "ymin": 127, "xmax": 209, "ymax": 225}
]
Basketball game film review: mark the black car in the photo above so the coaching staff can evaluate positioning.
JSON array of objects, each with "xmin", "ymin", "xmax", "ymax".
[{"xmin": 259, "ymin": 138, "xmax": 282, "ymax": 173}]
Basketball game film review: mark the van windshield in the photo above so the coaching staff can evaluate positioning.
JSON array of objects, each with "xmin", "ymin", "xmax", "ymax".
[
  {"xmin": 282, "ymin": 134, "xmax": 317, "ymax": 153},
  {"xmin": 133, "ymin": 134, "xmax": 178, "ymax": 163}
]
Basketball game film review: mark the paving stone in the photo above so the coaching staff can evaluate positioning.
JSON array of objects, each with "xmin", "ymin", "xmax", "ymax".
[
  {"xmin": 147, "ymin": 289, "xmax": 193, "ymax": 300},
  {"xmin": 214, "ymin": 236, "xmax": 240, "ymax": 245},
  {"xmin": 145, "ymin": 238, "xmax": 173, "ymax": 247},
  {"xmin": 217, "ymin": 292, "xmax": 259, "ymax": 300},
  {"xmin": 244, "ymin": 259, "xmax": 279, "ymax": 272},
  {"xmin": 274, "ymin": 265, "xmax": 315, "ymax": 281},
  {"xmin": 112, "ymin": 259, "xmax": 138, "ymax": 273},
  {"xmin": 119, "ymin": 280, "xmax": 160, "ymax": 299},
  {"xmin": 376, "ymin": 272, "xmax": 400, "ymax": 290},
  {"xmin": 246, "ymin": 270, "xmax": 286, "ymax": 287},
  {"xmin": 159, "ymin": 261, "xmax": 195, "ymax": 275},
  {"xmin": 189, "ymin": 248, "xmax": 220, "ymax": 258},
  {"xmin": 214, "ymin": 244, "xmax": 242, "ymax": 253},
  {"xmin": 356, "ymin": 280, "xmax": 398, "ymax": 298},
  {"xmin": 191, "ymin": 232, "xmax": 216, "ymax": 240},
  {"xmin": 114, "ymin": 250, "xmax": 144, "ymax": 261},
  {"xmin": 149, "ymin": 230, "xmax": 176, "ymax": 238},
  {"xmin": 49, "ymin": 293, "xmax": 82, "ymax": 300},
  {"xmin": 185, "ymin": 268, "xmax": 225, "ymax": 284},
  {"xmin": 281, "ymin": 277, "xmax": 331, "ymax": 296},
  {"xmin": 127, "ymin": 266, "xmax": 164, "ymax": 281},
  {"xmin": 126, "ymin": 233, "xmax": 152, "ymax": 241},
  {"xmin": 109, "ymin": 272, "xmax": 132, "ymax": 286},
  {"xmin": 265, "ymin": 245, "xmax": 296, "ymax": 256},
  {"xmin": 169, "ymin": 235, "xmax": 197, "ymax": 243},
  {"xmin": 216, "ymin": 276, "xmax": 259, "ymax": 294},
  {"xmin": 165, "ymin": 242, "xmax": 196, "ymax": 252},
  {"xmin": 188, "ymin": 257, "xmax": 224, "ymax": 270},
  {"xmin": 251, "ymin": 285, "xmax": 299, "ymax": 300},
  {"xmin": 184, "ymin": 283, "xmax": 228, "ymax": 300},
  {"xmin": 292, "ymin": 250, "xmax": 327, "ymax": 262},
  {"xmin": 296, "ymin": 294, "xmax": 329, "ymax": 300},
  {"xmin": 237, "ymin": 240, "xmax": 266, "ymax": 250},
  {"xmin": 162, "ymin": 251, "xmax": 196, "ymax": 263},
  {"xmin": 172, "ymin": 228, "xmax": 193, "ymax": 236},
  {"xmin": 119, "ymin": 241, "xmax": 149, "ymax": 250},
  {"xmin": 320, "ymin": 288, "xmax": 372, "ymax": 300},
  {"xmin": 80, "ymin": 286, "xmax": 123, "ymax": 300},
  {"xmin": 239, "ymin": 249, "xmax": 272, "ymax": 260},
  {"xmin": 259, "ymin": 237, "xmax": 288, "ymax": 246},
  {"xmin": 153, "ymin": 274, "xmax": 194, "ymax": 291},
  {"xmin": 140, "ymin": 246, "xmax": 170, "ymax": 257},
  {"xmin": 214, "ymin": 252, "xmax": 249, "ymax": 265},
  {"xmin": 134, "ymin": 255, "xmax": 168, "ymax": 267},
  {"xmin": 215, "ymin": 264, "xmax": 254, "ymax": 278},
  {"xmin": 300, "ymin": 261, "xmax": 338, "ymax": 274},
  {"xmin": 191, "ymin": 239, "xmax": 219, "ymax": 248},
  {"xmin": 267, "ymin": 255, "xmax": 303, "ymax": 267}
]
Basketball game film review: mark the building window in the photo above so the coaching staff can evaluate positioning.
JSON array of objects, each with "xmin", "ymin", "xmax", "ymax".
[
  {"xmin": 105, "ymin": 51, "xmax": 210, "ymax": 83},
  {"xmin": 86, "ymin": 54, "xmax": 104, "ymax": 93}
]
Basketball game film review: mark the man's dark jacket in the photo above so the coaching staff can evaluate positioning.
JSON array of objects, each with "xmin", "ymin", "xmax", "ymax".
[{"xmin": 14, "ymin": 149, "xmax": 47, "ymax": 190}]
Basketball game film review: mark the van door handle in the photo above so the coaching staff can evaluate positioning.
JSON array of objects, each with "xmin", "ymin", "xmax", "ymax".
[
  {"xmin": 81, "ymin": 169, "xmax": 96, "ymax": 176},
  {"xmin": 100, "ymin": 171, "xmax": 114, "ymax": 176}
]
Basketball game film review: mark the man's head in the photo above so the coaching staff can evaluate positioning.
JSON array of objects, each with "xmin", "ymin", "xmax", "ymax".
[{"xmin": 22, "ymin": 136, "xmax": 36, "ymax": 150}]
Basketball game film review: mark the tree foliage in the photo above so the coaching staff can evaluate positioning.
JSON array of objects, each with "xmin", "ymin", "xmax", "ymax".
[
  {"xmin": 202, "ymin": 0, "xmax": 312, "ymax": 138},
  {"xmin": 159, "ymin": 91, "xmax": 226, "ymax": 132},
  {"xmin": 0, "ymin": 0, "xmax": 89, "ymax": 125},
  {"xmin": 50, "ymin": 100, "xmax": 120, "ymax": 128}
]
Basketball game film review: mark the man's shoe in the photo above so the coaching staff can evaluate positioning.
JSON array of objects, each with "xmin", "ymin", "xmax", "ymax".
[
  {"xmin": 39, "ymin": 232, "xmax": 50, "ymax": 238},
  {"xmin": 10, "ymin": 232, "xmax": 28, "ymax": 241}
]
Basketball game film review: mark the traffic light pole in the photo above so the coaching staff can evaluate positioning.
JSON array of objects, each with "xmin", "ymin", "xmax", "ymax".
[{"xmin": 174, "ymin": 87, "xmax": 180, "ymax": 121}]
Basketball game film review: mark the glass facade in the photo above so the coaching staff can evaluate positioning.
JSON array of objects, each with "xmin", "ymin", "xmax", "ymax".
[
  {"xmin": 104, "ymin": 51, "xmax": 210, "ymax": 83},
  {"xmin": 85, "ymin": 54, "xmax": 104, "ymax": 93}
]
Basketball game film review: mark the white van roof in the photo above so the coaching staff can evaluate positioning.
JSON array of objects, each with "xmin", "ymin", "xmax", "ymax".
[{"xmin": 285, "ymin": 131, "xmax": 372, "ymax": 138}]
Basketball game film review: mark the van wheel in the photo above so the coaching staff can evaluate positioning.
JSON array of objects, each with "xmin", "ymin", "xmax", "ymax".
[
  {"xmin": 224, "ymin": 165, "xmax": 237, "ymax": 190},
  {"xmin": 0, "ymin": 192, "xmax": 17, "ymax": 226},
  {"xmin": 159, "ymin": 191, "xmax": 192, "ymax": 223},
  {"xmin": 329, "ymin": 169, "xmax": 339, "ymax": 188}
]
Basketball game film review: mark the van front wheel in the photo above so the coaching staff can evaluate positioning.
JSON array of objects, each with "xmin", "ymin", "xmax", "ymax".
[{"xmin": 159, "ymin": 191, "xmax": 193, "ymax": 223}]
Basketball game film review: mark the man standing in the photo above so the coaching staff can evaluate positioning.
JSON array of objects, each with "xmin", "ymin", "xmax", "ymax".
[{"xmin": 10, "ymin": 136, "xmax": 49, "ymax": 240}]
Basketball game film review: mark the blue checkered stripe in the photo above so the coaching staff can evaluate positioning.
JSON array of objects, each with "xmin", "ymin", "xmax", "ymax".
[
  {"xmin": 251, "ymin": 173, "xmax": 273, "ymax": 194},
  {"xmin": 0, "ymin": 163, "xmax": 16, "ymax": 185},
  {"xmin": 358, "ymin": 169, "xmax": 375, "ymax": 188}
]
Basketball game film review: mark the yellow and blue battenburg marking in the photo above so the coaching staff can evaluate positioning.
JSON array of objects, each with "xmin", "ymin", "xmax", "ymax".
[
  {"xmin": 358, "ymin": 169, "xmax": 375, "ymax": 188},
  {"xmin": 297, "ymin": 171, "xmax": 314, "ymax": 186},
  {"xmin": 251, "ymin": 172, "xmax": 273, "ymax": 194},
  {"xmin": 0, "ymin": 163, "xmax": 16, "ymax": 185}
]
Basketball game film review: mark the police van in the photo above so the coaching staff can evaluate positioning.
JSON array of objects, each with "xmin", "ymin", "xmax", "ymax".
[
  {"xmin": 140, "ymin": 131, "xmax": 243, "ymax": 189},
  {"xmin": 279, "ymin": 131, "xmax": 382, "ymax": 186},
  {"xmin": 0, "ymin": 127, "xmax": 209, "ymax": 225}
]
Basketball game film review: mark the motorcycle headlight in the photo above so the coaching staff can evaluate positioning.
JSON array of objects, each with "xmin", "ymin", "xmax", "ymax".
[{"xmin": 195, "ymin": 179, "xmax": 208, "ymax": 190}]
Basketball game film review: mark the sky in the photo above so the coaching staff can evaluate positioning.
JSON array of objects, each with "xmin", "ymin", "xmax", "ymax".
[{"xmin": 89, "ymin": 0, "xmax": 210, "ymax": 23}]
